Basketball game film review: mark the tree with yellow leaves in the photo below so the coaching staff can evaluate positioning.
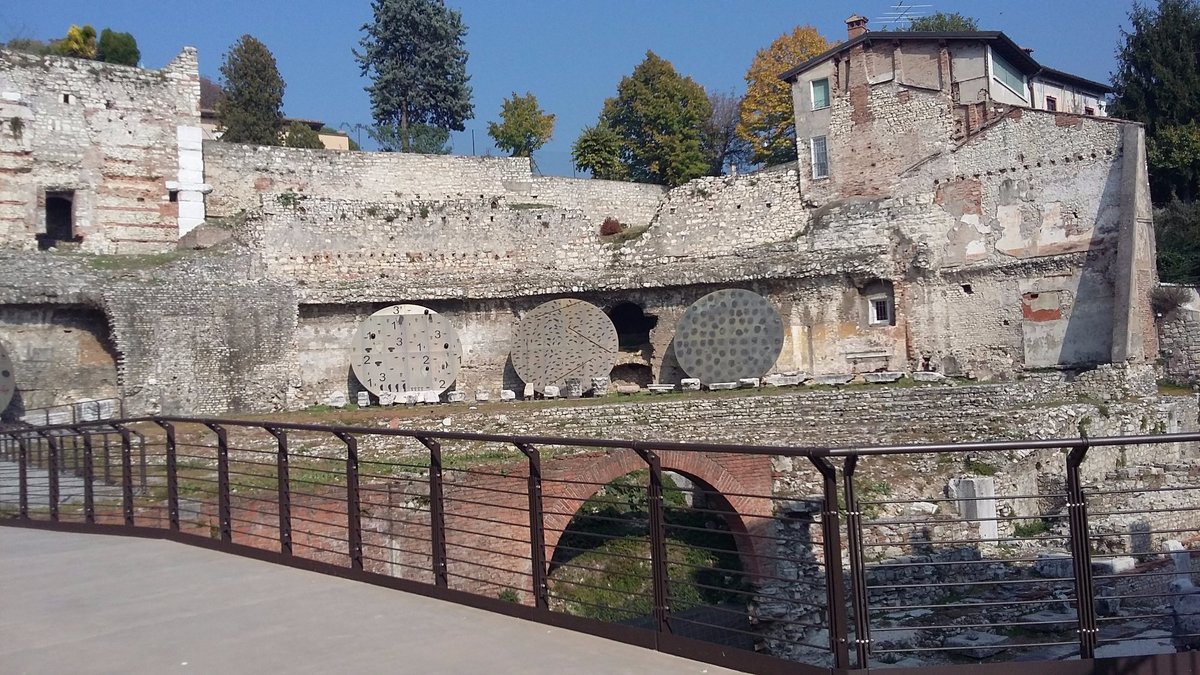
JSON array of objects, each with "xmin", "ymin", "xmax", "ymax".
[
  {"xmin": 737, "ymin": 26, "xmax": 829, "ymax": 166},
  {"xmin": 53, "ymin": 25, "xmax": 98, "ymax": 59}
]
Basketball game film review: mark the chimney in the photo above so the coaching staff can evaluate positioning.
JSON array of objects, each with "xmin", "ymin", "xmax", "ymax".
[{"xmin": 846, "ymin": 14, "xmax": 869, "ymax": 39}]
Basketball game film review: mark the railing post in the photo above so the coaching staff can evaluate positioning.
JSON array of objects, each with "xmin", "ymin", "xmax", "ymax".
[
  {"xmin": 516, "ymin": 442, "xmax": 549, "ymax": 610},
  {"xmin": 102, "ymin": 434, "xmax": 112, "ymax": 485},
  {"xmin": 335, "ymin": 431, "xmax": 363, "ymax": 571},
  {"xmin": 15, "ymin": 433, "xmax": 28, "ymax": 519},
  {"xmin": 38, "ymin": 431, "xmax": 59, "ymax": 522},
  {"xmin": 204, "ymin": 423, "xmax": 231, "ymax": 542},
  {"xmin": 155, "ymin": 421, "xmax": 179, "ymax": 532},
  {"xmin": 136, "ymin": 431, "xmax": 147, "ymax": 493},
  {"xmin": 417, "ymin": 436, "xmax": 448, "ymax": 588},
  {"xmin": 1066, "ymin": 441, "xmax": 1098, "ymax": 659},
  {"xmin": 78, "ymin": 429, "xmax": 95, "ymax": 524},
  {"xmin": 118, "ymin": 425, "xmax": 135, "ymax": 527},
  {"xmin": 843, "ymin": 456, "xmax": 872, "ymax": 668},
  {"xmin": 810, "ymin": 455, "xmax": 852, "ymax": 670},
  {"xmin": 635, "ymin": 445, "xmax": 671, "ymax": 635},
  {"xmin": 266, "ymin": 427, "xmax": 292, "ymax": 555}
]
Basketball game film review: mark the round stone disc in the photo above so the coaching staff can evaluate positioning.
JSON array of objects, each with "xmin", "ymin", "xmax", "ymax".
[
  {"xmin": 673, "ymin": 289, "xmax": 784, "ymax": 384},
  {"xmin": 351, "ymin": 305, "xmax": 462, "ymax": 398},
  {"xmin": 510, "ymin": 299, "xmax": 618, "ymax": 391},
  {"xmin": 0, "ymin": 342, "xmax": 13, "ymax": 413}
]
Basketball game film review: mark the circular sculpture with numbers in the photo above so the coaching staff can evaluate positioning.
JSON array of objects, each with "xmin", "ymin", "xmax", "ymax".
[
  {"xmin": 350, "ymin": 305, "xmax": 462, "ymax": 399},
  {"xmin": 510, "ymin": 298, "xmax": 618, "ymax": 392},
  {"xmin": 673, "ymin": 289, "xmax": 785, "ymax": 384},
  {"xmin": 0, "ymin": 342, "xmax": 13, "ymax": 413}
]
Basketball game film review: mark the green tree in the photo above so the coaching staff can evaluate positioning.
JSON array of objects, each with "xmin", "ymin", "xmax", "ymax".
[
  {"xmin": 283, "ymin": 121, "xmax": 324, "ymax": 149},
  {"xmin": 572, "ymin": 124, "xmax": 626, "ymax": 180},
  {"xmin": 3, "ymin": 38, "xmax": 55, "ymax": 56},
  {"xmin": 584, "ymin": 51, "xmax": 711, "ymax": 186},
  {"xmin": 738, "ymin": 26, "xmax": 829, "ymax": 166},
  {"xmin": 487, "ymin": 92, "xmax": 555, "ymax": 157},
  {"xmin": 356, "ymin": 0, "xmax": 473, "ymax": 152},
  {"xmin": 53, "ymin": 24, "xmax": 97, "ymax": 59},
  {"xmin": 1154, "ymin": 199, "xmax": 1200, "ymax": 282},
  {"xmin": 905, "ymin": 12, "xmax": 980, "ymax": 31},
  {"xmin": 1113, "ymin": 0, "xmax": 1200, "ymax": 203},
  {"xmin": 217, "ymin": 35, "xmax": 285, "ymax": 146},
  {"xmin": 368, "ymin": 123, "xmax": 451, "ymax": 154},
  {"xmin": 97, "ymin": 29, "xmax": 139, "ymax": 66}
]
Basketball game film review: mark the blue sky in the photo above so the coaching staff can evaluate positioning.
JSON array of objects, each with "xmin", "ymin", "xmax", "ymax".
[{"xmin": 2, "ymin": 1, "xmax": 1135, "ymax": 176}]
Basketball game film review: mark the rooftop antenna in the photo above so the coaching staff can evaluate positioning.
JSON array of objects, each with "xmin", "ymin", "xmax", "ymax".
[{"xmin": 875, "ymin": 1, "xmax": 934, "ymax": 28}]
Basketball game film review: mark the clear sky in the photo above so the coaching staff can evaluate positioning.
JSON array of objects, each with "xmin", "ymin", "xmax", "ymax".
[{"xmin": 1, "ymin": 1, "xmax": 1136, "ymax": 177}]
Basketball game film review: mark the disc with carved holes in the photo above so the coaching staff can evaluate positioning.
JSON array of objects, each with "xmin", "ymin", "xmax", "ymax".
[
  {"xmin": 0, "ymin": 342, "xmax": 12, "ymax": 413},
  {"xmin": 350, "ymin": 305, "xmax": 462, "ymax": 399},
  {"xmin": 673, "ymin": 289, "xmax": 784, "ymax": 384},
  {"xmin": 510, "ymin": 298, "xmax": 618, "ymax": 392}
]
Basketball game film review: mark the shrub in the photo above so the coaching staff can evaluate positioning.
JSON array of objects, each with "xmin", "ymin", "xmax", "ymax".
[
  {"xmin": 1151, "ymin": 284, "xmax": 1192, "ymax": 319},
  {"xmin": 600, "ymin": 217, "xmax": 622, "ymax": 236}
]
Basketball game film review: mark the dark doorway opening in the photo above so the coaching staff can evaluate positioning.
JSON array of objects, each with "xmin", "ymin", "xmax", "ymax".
[
  {"xmin": 39, "ymin": 191, "xmax": 76, "ymax": 250},
  {"xmin": 608, "ymin": 302, "xmax": 658, "ymax": 351},
  {"xmin": 610, "ymin": 363, "xmax": 653, "ymax": 388}
]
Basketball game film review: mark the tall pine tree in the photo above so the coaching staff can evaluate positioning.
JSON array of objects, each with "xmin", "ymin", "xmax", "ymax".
[
  {"xmin": 355, "ymin": 0, "xmax": 473, "ymax": 153},
  {"xmin": 217, "ymin": 35, "xmax": 285, "ymax": 146}
]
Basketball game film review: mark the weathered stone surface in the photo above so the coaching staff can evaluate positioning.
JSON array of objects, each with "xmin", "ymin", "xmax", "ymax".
[
  {"xmin": 447, "ymin": 391, "xmax": 466, "ymax": 404},
  {"xmin": 911, "ymin": 371, "xmax": 947, "ymax": 383},
  {"xmin": 647, "ymin": 384, "xmax": 675, "ymax": 394},
  {"xmin": 542, "ymin": 386, "xmax": 559, "ymax": 399},
  {"xmin": 523, "ymin": 384, "xmax": 536, "ymax": 400},
  {"xmin": 499, "ymin": 389, "xmax": 516, "ymax": 401},
  {"xmin": 590, "ymin": 377, "xmax": 610, "ymax": 397},
  {"xmin": 864, "ymin": 371, "xmax": 904, "ymax": 383},
  {"xmin": 764, "ymin": 373, "xmax": 806, "ymax": 387},
  {"xmin": 177, "ymin": 223, "xmax": 232, "ymax": 250},
  {"xmin": 327, "ymin": 392, "xmax": 347, "ymax": 408},
  {"xmin": 810, "ymin": 374, "xmax": 854, "ymax": 386},
  {"xmin": 562, "ymin": 378, "xmax": 584, "ymax": 399},
  {"xmin": 356, "ymin": 391, "xmax": 370, "ymax": 407},
  {"xmin": 947, "ymin": 476, "xmax": 997, "ymax": 540},
  {"xmin": 378, "ymin": 393, "xmax": 395, "ymax": 406},
  {"xmin": 1092, "ymin": 556, "xmax": 1137, "ymax": 575},
  {"xmin": 474, "ymin": 391, "xmax": 490, "ymax": 402},
  {"xmin": 738, "ymin": 378, "xmax": 761, "ymax": 388},
  {"xmin": 707, "ymin": 382, "xmax": 737, "ymax": 391},
  {"xmin": 680, "ymin": 378, "xmax": 702, "ymax": 391},
  {"xmin": 1034, "ymin": 552, "xmax": 1074, "ymax": 578},
  {"xmin": 944, "ymin": 631, "xmax": 1008, "ymax": 659},
  {"xmin": 616, "ymin": 385, "xmax": 640, "ymax": 395}
]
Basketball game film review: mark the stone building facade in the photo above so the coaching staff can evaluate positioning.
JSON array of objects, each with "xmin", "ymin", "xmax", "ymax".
[
  {"xmin": 0, "ymin": 48, "xmax": 207, "ymax": 253},
  {"xmin": 0, "ymin": 30, "xmax": 1162, "ymax": 416}
]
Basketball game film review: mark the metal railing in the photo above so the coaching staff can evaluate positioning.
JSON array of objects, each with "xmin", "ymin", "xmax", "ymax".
[
  {"xmin": 2, "ymin": 397, "xmax": 125, "ymax": 428},
  {"xmin": 3, "ymin": 416, "xmax": 1200, "ymax": 674}
]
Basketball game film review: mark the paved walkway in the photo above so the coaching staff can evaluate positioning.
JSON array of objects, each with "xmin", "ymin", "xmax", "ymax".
[{"xmin": 0, "ymin": 527, "xmax": 741, "ymax": 674}]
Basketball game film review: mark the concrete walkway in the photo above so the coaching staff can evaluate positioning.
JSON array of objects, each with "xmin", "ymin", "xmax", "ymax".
[{"xmin": 0, "ymin": 527, "xmax": 742, "ymax": 674}]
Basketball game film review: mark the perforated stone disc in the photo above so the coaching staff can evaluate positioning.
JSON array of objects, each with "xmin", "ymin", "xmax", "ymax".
[
  {"xmin": 510, "ymin": 299, "xmax": 618, "ymax": 391},
  {"xmin": 0, "ymin": 342, "xmax": 13, "ymax": 412},
  {"xmin": 673, "ymin": 289, "xmax": 784, "ymax": 384},
  {"xmin": 351, "ymin": 305, "xmax": 462, "ymax": 398}
]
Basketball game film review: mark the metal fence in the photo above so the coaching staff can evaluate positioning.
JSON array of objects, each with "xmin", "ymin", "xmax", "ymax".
[
  {"xmin": 3, "ymin": 416, "xmax": 1200, "ymax": 675},
  {"xmin": 2, "ymin": 397, "xmax": 125, "ymax": 428}
]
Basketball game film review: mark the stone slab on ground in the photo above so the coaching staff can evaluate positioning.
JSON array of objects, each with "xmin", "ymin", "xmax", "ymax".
[
  {"xmin": 911, "ymin": 371, "xmax": 947, "ymax": 383},
  {"xmin": 864, "ymin": 372, "xmax": 904, "ymax": 383},
  {"xmin": 647, "ymin": 384, "xmax": 675, "ymax": 394},
  {"xmin": 680, "ymin": 378, "xmax": 701, "ymax": 391},
  {"xmin": 763, "ymin": 373, "xmax": 806, "ymax": 387},
  {"xmin": 809, "ymin": 374, "xmax": 854, "ymax": 386},
  {"xmin": 707, "ymin": 382, "xmax": 737, "ymax": 391}
]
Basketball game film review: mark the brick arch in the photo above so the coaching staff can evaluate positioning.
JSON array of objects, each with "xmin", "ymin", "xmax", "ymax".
[{"xmin": 540, "ymin": 450, "xmax": 774, "ymax": 580}]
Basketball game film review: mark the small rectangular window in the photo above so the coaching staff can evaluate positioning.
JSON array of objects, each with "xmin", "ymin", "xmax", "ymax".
[
  {"xmin": 168, "ymin": 190, "xmax": 179, "ymax": 203},
  {"xmin": 991, "ymin": 51, "xmax": 1026, "ymax": 98},
  {"xmin": 868, "ymin": 296, "xmax": 892, "ymax": 326},
  {"xmin": 811, "ymin": 136, "xmax": 829, "ymax": 179},
  {"xmin": 1084, "ymin": 106, "xmax": 1095, "ymax": 116},
  {"xmin": 1045, "ymin": 96, "xmax": 1057, "ymax": 112},
  {"xmin": 811, "ymin": 78, "xmax": 831, "ymax": 110}
]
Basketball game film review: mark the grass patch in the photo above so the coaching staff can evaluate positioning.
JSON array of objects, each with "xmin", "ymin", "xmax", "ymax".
[
  {"xmin": 1012, "ymin": 518, "xmax": 1051, "ymax": 538},
  {"xmin": 1158, "ymin": 379, "xmax": 1194, "ymax": 396},
  {"xmin": 85, "ymin": 251, "xmax": 187, "ymax": 271},
  {"xmin": 508, "ymin": 202, "xmax": 555, "ymax": 210},
  {"xmin": 964, "ymin": 458, "xmax": 998, "ymax": 476},
  {"xmin": 602, "ymin": 223, "xmax": 650, "ymax": 245}
]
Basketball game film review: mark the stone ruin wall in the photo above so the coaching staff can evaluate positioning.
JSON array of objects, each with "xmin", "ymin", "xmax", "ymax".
[
  {"xmin": 201, "ymin": 141, "xmax": 667, "ymax": 231},
  {"xmin": 0, "ymin": 48, "xmax": 203, "ymax": 253},
  {"xmin": 1159, "ymin": 286, "xmax": 1200, "ymax": 387}
]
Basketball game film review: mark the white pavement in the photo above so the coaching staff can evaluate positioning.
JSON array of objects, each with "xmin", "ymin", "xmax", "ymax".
[{"xmin": 0, "ymin": 527, "xmax": 743, "ymax": 675}]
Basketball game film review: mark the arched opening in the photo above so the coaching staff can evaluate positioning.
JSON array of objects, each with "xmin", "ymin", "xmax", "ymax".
[
  {"xmin": 607, "ymin": 302, "xmax": 658, "ymax": 351},
  {"xmin": 609, "ymin": 363, "xmax": 653, "ymax": 388},
  {"xmin": 546, "ymin": 468, "xmax": 754, "ymax": 648}
]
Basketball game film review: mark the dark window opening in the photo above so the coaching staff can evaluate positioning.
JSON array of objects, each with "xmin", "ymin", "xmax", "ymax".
[
  {"xmin": 962, "ymin": 284, "xmax": 974, "ymax": 294},
  {"xmin": 608, "ymin": 302, "xmax": 658, "ymax": 351},
  {"xmin": 168, "ymin": 190, "xmax": 179, "ymax": 203},
  {"xmin": 1045, "ymin": 96, "xmax": 1057, "ymax": 112},
  {"xmin": 1084, "ymin": 106, "xmax": 1095, "ymax": 116},
  {"xmin": 610, "ymin": 363, "xmax": 653, "ymax": 388},
  {"xmin": 38, "ymin": 191, "xmax": 77, "ymax": 250}
]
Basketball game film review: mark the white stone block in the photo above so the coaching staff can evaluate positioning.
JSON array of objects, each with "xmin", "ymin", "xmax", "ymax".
[
  {"xmin": 355, "ymin": 391, "xmax": 370, "ymax": 407},
  {"xmin": 707, "ymin": 382, "xmax": 737, "ymax": 391},
  {"xmin": 912, "ymin": 371, "xmax": 946, "ymax": 383},
  {"xmin": 947, "ymin": 476, "xmax": 997, "ymax": 541},
  {"xmin": 474, "ymin": 391, "xmax": 490, "ymax": 402},
  {"xmin": 864, "ymin": 371, "xmax": 904, "ymax": 383},
  {"xmin": 616, "ymin": 384, "xmax": 641, "ymax": 395},
  {"xmin": 523, "ymin": 384, "xmax": 536, "ymax": 400},
  {"xmin": 738, "ymin": 378, "xmax": 761, "ymax": 388},
  {"xmin": 810, "ymin": 374, "xmax": 855, "ymax": 386},
  {"xmin": 499, "ymin": 389, "xmax": 516, "ymax": 401},
  {"xmin": 680, "ymin": 378, "xmax": 702, "ymax": 391},
  {"xmin": 447, "ymin": 391, "xmax": 466, "ymax": 403},
  {"xmin": 763, "ymin": 373, "xmax": 805, "ymax": 387},
  {"xmin": 542, "ymin": 386, "xmax": 559, "ymax": 399},
  {"xmin": 647, "ymin": 384, "xmax": 675, "ymax": 394},
  {"xmin": 378, "ymin": 393, "xmax": 396, "ymax": 406},
  {"xmin": 327, "ymin": 392, "xmax": 347, "ymax": 408}
]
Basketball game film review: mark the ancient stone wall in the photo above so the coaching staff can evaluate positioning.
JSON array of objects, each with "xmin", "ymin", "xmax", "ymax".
[
  {"xmin": 0, "ymin": 48, "xmax": 203, "ymax": 253},
  {"xmin": 0, "ymin": 304, "xmax": 118, "ymax": 415},
  {"xmin": 1160, "ymin": 287, "xmax": 1200, "ymax": 386},
  {"xmin": 202, "ymin": 142, "xmax": 666, "ymax": 229}
]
